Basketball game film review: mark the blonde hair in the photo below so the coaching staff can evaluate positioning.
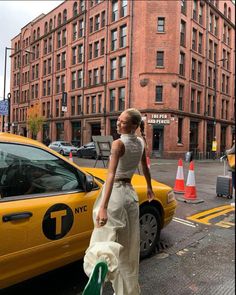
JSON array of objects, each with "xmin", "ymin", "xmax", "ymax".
[{"xmin": 124, "ymin": 108, "xmax": 147, "ymax": 145}]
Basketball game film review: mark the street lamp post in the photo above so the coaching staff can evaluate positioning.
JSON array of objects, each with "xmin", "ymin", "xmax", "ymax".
[{"xmin": 2, "ymin": 47, "xmax": 14, "ymax": 132}]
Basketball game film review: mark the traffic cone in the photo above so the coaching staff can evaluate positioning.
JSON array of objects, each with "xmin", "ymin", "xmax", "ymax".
[
  {"xmin": 146, "ymin": 156, "xmax": 151, "ymax": 169},
  {"xmin": 69, "ymin": 151, "xmax": 73, "ymax": 162},
  {"xmin": 174, "ymin": 159, "xmax": 185, "ymax": 193},
  {"xmin": 177, "ymin": 161, "xmax": 204, "ymax": 203}
]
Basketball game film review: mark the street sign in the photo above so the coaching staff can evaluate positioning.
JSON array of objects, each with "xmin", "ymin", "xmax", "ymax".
[
  {"xmin": 62, "ymin": 106, "xmax": 67, "ymax": 112},
  {"xmin": 0, "ymin": 100, "xmax": 9, "ymax": 116}
]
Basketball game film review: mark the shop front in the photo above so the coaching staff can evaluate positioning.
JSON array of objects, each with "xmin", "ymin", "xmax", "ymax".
[{"xmin": 71, "ymin": 121, "xmax": 81, "ymax": 147}]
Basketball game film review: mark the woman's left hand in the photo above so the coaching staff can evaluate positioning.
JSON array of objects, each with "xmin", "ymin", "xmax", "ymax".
[
  {"xmin": 96, "ymin": 207, "xmax": 108, "ymax": 227},
  {"xmin": 147, "ymin": 188, "xmax": 155, "ymax": 202}
]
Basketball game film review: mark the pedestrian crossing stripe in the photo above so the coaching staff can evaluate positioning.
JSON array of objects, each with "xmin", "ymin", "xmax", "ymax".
[{"xmin": 187, "ymin": 205, "xmax": 235, "ymax": 226}]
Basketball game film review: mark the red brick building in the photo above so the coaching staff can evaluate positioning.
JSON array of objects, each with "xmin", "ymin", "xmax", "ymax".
[{"xmin": 9, "ymin": 0, "xmax": 235, "ymax": 158}]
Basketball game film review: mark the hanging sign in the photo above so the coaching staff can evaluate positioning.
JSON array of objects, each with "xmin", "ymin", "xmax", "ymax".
[{"xmin": 0, "ymin": 100, "xmax": 9, "ymax": 116}]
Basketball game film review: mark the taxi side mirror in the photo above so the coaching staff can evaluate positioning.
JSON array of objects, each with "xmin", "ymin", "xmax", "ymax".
[{"xmin": 84, "ymin": 174, "xmax": 94, "ymax": 192}]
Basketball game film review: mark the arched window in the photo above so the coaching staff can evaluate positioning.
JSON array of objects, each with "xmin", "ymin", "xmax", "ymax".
[
  {"xmin": 58, "ymin": 13, "xmax": 62, "ymax": 26},
  {"xmin": 73, "ymin": 2, "xmax": 78, "ymax": 16},
  {"xmin": 49, "ymin": 19, "xmax": 53, "ymax": 31},
  {"xmin": 37, "ymin": 27, "xmax": 40, "ymax": 39},
  {"xmin": 15, "ymin": 42, "xmax": 17, "ymax": 50},
  {"xmin": 33, "ymin": 30, "xmax": 36, "ymax": 41},
  {"xmin": 44, "ymin": 22, "xmax": 48, "ymax": 34},
  {"xmin": 63, "ymin": 9, "xmax": 67, "ymax": 23},
  {"xmin": 224, "ymin": 3, "xmax": 227, "ymax": 16},
  {"xmin": 228, "ymin": 7, "xmax": 231, "ymax": 20}
]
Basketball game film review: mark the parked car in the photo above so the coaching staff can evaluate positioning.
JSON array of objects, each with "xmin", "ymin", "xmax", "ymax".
[
  {"xmin": 77, "ymin": 142, "xmax": 97, "ymax": 159},
  {"xmin": 48, "ymin": 141, "xmax": 78, "ymax": 156},
  {"xmin": 0, "ymin": 132, "xmax": 177, "ymax": 289}
]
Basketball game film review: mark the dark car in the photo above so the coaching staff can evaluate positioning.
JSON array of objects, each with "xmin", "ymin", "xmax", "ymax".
[{"xmin": 77, "ymin": 142, "xmax": 97, "ymax": 159}]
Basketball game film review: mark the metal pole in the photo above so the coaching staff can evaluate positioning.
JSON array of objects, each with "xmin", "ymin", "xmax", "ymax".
[
  {"xmin": 2, "ymin": 47, "xmax": 8, "ymax": 132},
  {"xmin": 214, "ymin": 60, "xmax": 217, "ymax": 139}
]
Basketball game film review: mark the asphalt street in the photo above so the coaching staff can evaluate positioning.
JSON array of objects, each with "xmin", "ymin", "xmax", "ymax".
[{"xmin": 1, "ymin": 157, "xmax": 235, "ymax": 295}]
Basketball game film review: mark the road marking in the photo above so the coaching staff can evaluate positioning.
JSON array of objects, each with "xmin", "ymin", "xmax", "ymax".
[
  {"xmin": 173, "ymin": 217, "xmax": 197, "ymax": 228},
  {"xmin": 187, "ymin": 205, "xmax": 235, "ymax": 226}
]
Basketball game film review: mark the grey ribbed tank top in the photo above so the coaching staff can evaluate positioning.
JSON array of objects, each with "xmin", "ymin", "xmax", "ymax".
[{"xmin": 115, "ymin": 134, "xmax": 144, "ymax": 179}]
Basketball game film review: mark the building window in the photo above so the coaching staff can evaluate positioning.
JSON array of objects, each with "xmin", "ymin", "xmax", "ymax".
[
  {"xmin": 214, "ymin": 16, "xmax": 218, "ymax": 36},
  {"xmin": 61, "ymin": 52, "xmax": 66, "ymax": 69},
  {"xmin": 157, "ymin": 17, "xmax": 165, "ymax": 32},
  {"xmin": 57, "ymin": 32, "xmax": 61, "ymax": 48},
  {"xmin": 110, "ymin": 89, "xmax": 116, "ymax": 111},
  {"xmin": 101, "ymin": 11, "xmax": 106, "ymax": 28},
  {"xmin": 100, "ymin": 66, "xmax": 104, "ymax": 83},
  {"xmin": 63, "ymin": 9, "xmax": 67, "ymax": 23},
  {"xmin": 191, "ymin": 89, "xmax": 195, "ymax": 113},
  {"xmin": 92, "ymin": 96, "xmax": 96, "ymax": 113},
  {"xmin": 98, "ymin": 94, "xmax": 102, "ymax": 113},
  {"xmin": 198, "ymin": 32, "xmax": 203, "ymax": 54},
  {"xmin": 177, "ymin": 118, "xmax": 183, "ymax": 144},
  {"xmin": 80, "ymin": 0, "xmax": 85, "ymax": 12},
  {"xmin": 207, "ymin": 95, "xmax": 211, "ymax": 116},
  {"xmin": 209, "ymin": 13, "xmax": 213, "ymax": 33},
  {"xmin": 197, "ymin": 62, "xmax": 202, "ymax": 83},
  {"xmin": 86, "ymin": 97, "xmax": 90, "ymax": 114},
  {"xmin": 191, "ymin": 58, "xmax": 196, "ymax": 80},
  {"xmin": 208, "ymin": 67, "xmax": 212, "ymax": 88},
  {"xmin": 193, "ymin": 0, "xmax": 197, "ymax": 21},
  {"xmin": 119, "ymin": 55, "xmax": 126, "ymax": 78},
  {"xmin": 72, "ymin": 47, "xmax": 76, "ymax": 65},
  {"xmin": 179, "ymin": 85, "xmax": 184, "ymax": 111},
  {"xmin": 62, "ymin": 29, "xmax": 67, "ymax": 46},
  {"xmin": 180, "ymin": 20, "xmax": 186, "ymax": 46},
  {"xmin": 209, "ymin": 40, "xmax": 213, "ymax": 60},
  {"xmin": 71, "ymin": 96, "xmax": 75, "ymax": 115},
  {"xmin": 111, "ymin": 29, "xmax": 118, "ymax": 51},
  {"xmin": 73, "ymin": 23, "xmax": 77, "ymax": 41},
  {"xmin": 121, "ymin": 0, "xmax": 127, "ymax": 18},
  {"xmin": 156, "ymin": 51, "xmax": 164, "ymax": 67},
  {"xmin": 95, "ymin": 15, "xmax": 100, "ymax": 31},
  {"xmin": 197, "ymin": 91, "xmax": 201, "ymax": 114},
  {"xmin": 112, "ymin": 0, "xmax": 118, "ymax": 22},
  {"xmin": 56, "ymin": 77, "xmax": 60, "ymax": 94},
  {"xmin": 77, "ymin": 95, "xmax": 82, "ymax": 114},
  {"xmin": 94, "ymin": 68, "xmax": 99, "ymax": 85},
  {"xmin": 89, "ymin": 44, "xmax": 93, "ymax": 60},
  {"xmin": 118, "ymin": 87, "xmax": 125, "ymax": 111},
  {"xmin": 56, "ymin": 100, "xmax": 59, "ymax": 117},
  {"xmin": 47, "ymin": 80, "xmax": 51, "ymax": 95},
  {"xmin": 71, "ymin": 72, "xmax": 76, "ymax": 89},
  {"xmin": 88, "ymin": 70, "xmax": 92, "ymax": 86},
  {"xmin": 77, "ymin": 70, "xmax": 83, "ymax": 88},
  {"xmin": 181, "ymin": 0, "xmax": 186, "ymax": 14},
  {"xmin": 73, "ymin": 2, "xmax": 78, "ymax": 17},
  {"xmin": 214, "ymin": 43, "xmax": 218, "ymax": 62},
  {"xmin": 199, "ymin": 4, "xmax": 203, "ymax": 25},
  {"xmin": 94, "ymin": 41, "xmax": 99, "ymax": 58},
  {"xmin": 101, "ymin": 38, "xmax": 105, "ymax": 55},
  {"xmin": 78, "ymin": 44, "xmax": 83, "ymax": 63},
  {"xmin": 61, "ymin": 75, "xmax": 65, "ymax": 92},
  {"xmin": 120, "ymin": 25, "xmax": 127, "ymax": 48},
  {"xmin": 212, "ymin": 95, "xmax": 216, "ymax": 118},
  {"xmin": 155, "ymin": 86, "xmax": 163, "ymax": 102},
  {"xmin": 179, "ymin": 52, "xmax": 185, "ymax": 76},
  {"xmin": 110, "ymin": 58, "xmax": 117, "ymax": 80},
  {"xmin": 79, "ymin": 19, "xmax": 84, "ymax": 37},
  {"xmin": 56, "ymin": 54, "xmax": 60, "ymax": 71},
  {"xmin": 192, "ymin": 29, "xmax": 197, "ymax": 51}
]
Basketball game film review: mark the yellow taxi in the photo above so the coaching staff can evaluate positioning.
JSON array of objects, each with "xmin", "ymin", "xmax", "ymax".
[{"xmin": 0, "ymin": 133, "xmax": 177, "ymax": 289}]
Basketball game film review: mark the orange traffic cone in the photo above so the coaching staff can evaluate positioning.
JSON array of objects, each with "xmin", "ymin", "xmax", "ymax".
[
  {"xmin": 177, "ymin": 161, "xmax": 204, "ymax": 203},
  {"xmin": 174, "ymin": 159, "xmax": 185, "ymax": 193},
  {"xmin": 69, "ymin": 151, "xmax": 73, "ymax": 162}
]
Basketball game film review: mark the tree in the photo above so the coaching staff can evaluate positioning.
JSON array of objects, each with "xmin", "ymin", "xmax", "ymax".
[{"xmin": 27, "ymin": 103, "xmax": 44, "ymax": 139}]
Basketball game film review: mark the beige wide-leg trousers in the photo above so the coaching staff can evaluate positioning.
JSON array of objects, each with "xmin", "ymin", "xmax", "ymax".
[{"xmin": 84, "ymin": 181, "xmax": 141, "ymax": 295}]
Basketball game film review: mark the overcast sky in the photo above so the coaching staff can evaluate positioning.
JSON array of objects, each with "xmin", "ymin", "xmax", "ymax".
[{"xmin": 0, "ymin": 1, "xmax": 63, "ymax": 100}]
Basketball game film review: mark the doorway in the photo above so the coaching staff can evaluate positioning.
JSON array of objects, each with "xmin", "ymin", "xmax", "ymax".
[
  {"xmin": 91, "ymin": 123, "xmax": 101, "ymax": 140},
  {"xmin": 152, "ymin": 127, "xmax": 164, "ymax": 157}
]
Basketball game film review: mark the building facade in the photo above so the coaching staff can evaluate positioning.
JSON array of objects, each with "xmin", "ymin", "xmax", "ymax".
[{"xmin": 9, "ymin": 0, "xmax": 235, "ymax": 158}]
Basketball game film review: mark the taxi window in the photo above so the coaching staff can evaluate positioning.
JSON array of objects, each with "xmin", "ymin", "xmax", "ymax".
[{"xmin": 0, "ymin": 143, "xmax": 84, "ymax": 199}]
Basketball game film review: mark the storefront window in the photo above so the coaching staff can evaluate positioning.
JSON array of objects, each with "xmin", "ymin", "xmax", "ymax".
[
  {"xmin": 71, "ymin": 121, "xmax": 81, "ymax": 147},
  {"xmin": 56, "ymin": 122, "xmax": 64, "ymax": 141}
]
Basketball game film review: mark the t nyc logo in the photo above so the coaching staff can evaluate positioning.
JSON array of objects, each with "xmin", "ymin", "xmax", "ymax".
[{"xmin": 43, "ymin": 204, "xmax": 74, "ymax": 240}]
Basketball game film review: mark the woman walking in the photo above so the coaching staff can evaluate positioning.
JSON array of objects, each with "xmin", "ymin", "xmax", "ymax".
[{"xmin": 83, "ymin": 108, "xmax": 155, "ymax": 295}]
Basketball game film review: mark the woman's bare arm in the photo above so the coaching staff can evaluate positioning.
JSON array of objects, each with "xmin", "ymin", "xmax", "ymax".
[
  {"xmin": 96, "ymin": 140, "xmax": 124, "ymax": 226},
  {"xmin": 141, "ymin": 148, "xmax": 155, "ymax": 202}
]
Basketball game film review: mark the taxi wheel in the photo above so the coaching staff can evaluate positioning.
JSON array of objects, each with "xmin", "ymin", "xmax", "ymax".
[
  {"xmin": 60, "ymin": 150, "xmax": 64, "ymax": 155},
  {"xmin": 139, "ymin": 205, "xmax": 161, "ymax": 259}
]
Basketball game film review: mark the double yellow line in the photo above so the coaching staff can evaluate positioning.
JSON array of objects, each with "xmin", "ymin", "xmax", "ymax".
[{"xmin": 187, "ymin": 205, "xmax": 235, "ymax": 228}]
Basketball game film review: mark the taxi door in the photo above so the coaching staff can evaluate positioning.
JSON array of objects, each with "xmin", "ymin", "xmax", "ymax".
[{"xmin": 0, "ymin": 142, "xmax": 101, "ymax": 289}]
